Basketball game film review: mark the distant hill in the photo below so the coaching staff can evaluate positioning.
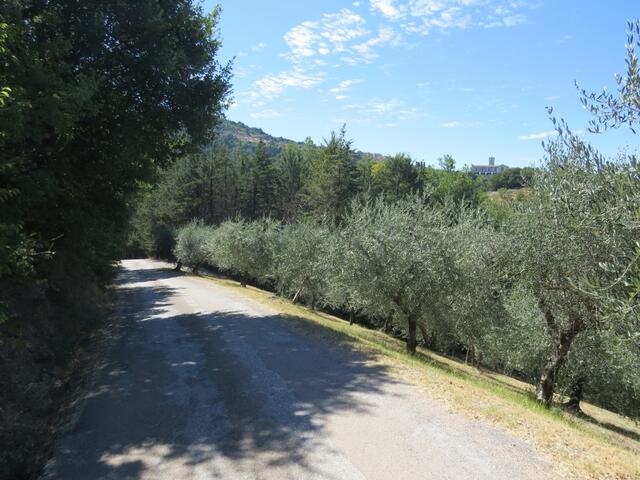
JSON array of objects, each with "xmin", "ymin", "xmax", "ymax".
[
  {"xmin": 214, "ymin": 119, "xmax": 389, "ymax": 162},
  {"xmin": 213, "ymin": 119, "xmax": 300, "ymax": 157}
]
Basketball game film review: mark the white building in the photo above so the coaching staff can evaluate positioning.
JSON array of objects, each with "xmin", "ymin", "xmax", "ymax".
[{"xmin": 470, "ymin": 157, "xmax": 508, "ymax": 176}]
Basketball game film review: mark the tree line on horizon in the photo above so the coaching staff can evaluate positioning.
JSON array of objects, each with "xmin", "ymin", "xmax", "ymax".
[{"xmin": 127, "ymin": 129, "xmax": 535, "ymax": 259}]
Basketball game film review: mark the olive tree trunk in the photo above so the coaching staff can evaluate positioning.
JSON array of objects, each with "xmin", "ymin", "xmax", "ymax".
[
  {"xmin": 418, "ymin": 323, "xmax": 429, "ymax": 347},
  {"xmin": 382, "ymin": 316, "xmax": 393, "ymax": 333},
  {"xmin": 406, "ymin": 317, "xmax": 417, "ymax": 355},
  {"xmin": 536, "ymin": 301, "xmax": 585, "ymax": 407},
  {"xmin": 391, "ymin": 297, "xmax": 418, "ymax": 355},
  {"xmin": 565, "ymin": 376, "xmax": 585, "ymax": 413},
  {"xmin": 292, "ymin": 288, "xmax": 302, "ymax": 304}
]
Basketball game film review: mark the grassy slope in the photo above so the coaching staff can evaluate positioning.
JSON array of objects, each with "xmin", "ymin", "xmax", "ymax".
[{"xmin": 196, "ymin": 272, "xmax": 639, "ymax": 480}]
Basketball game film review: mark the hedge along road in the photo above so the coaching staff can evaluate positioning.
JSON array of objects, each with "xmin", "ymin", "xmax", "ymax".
[{"xmin": 42, "ymin": 259, "xmax": 557, "ymax": 480}]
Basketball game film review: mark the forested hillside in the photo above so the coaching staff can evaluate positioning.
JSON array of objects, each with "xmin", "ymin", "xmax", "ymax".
[
  {"xmin": 215, "ymin": 119, "xmax": 302, "ymax": 157},
  {"xmin": 216, "ymin": 118, "xmax": 390, "ymax": 162}
]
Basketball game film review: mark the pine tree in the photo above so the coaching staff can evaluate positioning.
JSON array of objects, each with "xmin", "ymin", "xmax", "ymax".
[{"xmin": 303, "ymin": 126, "xmax": 357, "ymax": 223}]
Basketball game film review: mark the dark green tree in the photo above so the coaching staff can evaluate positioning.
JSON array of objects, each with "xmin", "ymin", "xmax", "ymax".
[
  {"xmin": 486, "ymin": 167, "xmax": 536, "ymax": 191},
  {"xmin": 371, "ymin": 154, "xmax": 420, "ymax": 202},
  {"xmin": 0, "ymin": 0, "xmax": 232, "ymax": 347},
  {"xmin": 420, "ymin": 166, "xmax": 484, "ymax": 206},
  {"xmin": 303, "ymin": 126, "xmax": 357, "ymax": 223},
  {"xmin": 253, "ymin": 140, "xmax": 277, "ymax": 218},
  {"xmin": 275, "ymin": 144, "xmax": 308, "ymax": 221}
]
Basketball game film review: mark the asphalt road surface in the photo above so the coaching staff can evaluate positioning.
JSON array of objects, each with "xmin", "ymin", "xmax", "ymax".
[{"xmin": 42, "ymin": 259, "xmax": 556, "ymax": 480}]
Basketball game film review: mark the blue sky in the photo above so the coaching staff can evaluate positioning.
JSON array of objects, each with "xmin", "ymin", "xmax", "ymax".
[{"xmin": 205, "ymin": 0, "xmax": 638, "ymax": 168}]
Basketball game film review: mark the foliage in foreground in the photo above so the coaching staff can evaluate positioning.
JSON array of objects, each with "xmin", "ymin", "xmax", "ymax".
[{"xmin": 0, "ymin": 2, "xmax": 231, "ymax": 476}]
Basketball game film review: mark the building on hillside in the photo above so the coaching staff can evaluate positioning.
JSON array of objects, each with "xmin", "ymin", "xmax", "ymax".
[{"xmin": 470, "ymin": 157, "xmax": 508, "ymax": 176}]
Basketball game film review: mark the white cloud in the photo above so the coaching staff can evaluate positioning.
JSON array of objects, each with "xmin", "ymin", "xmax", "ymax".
[
  {"xmin": 345, "ymin": 97, "xmax": 420, "ymax": 120},
  {"xmin": 341, "ymin": 56, "xmax": 360, "ymax": 65},
  {"xmin": 371, "ymin": 0, "xmax": 403, "ymax": 18},
  {"xmin": 369, "ymin": 0, "xmax": 532, "ymax": 34},
  {"xmin": 352, "ymin": 26, "xmax": 400, "ymax": 61},
  {"xmin": 250, "ymin": 109, "xmax": 282, "ymax": 119},
  {"xmin": 485, "ymin": 14, "xmax": 526, "ymax": 28},
  {"xmin": 367, "ymin": 98, "xmax": 404, "ymax": 114},
  {"xmin": 441, "ymin": 120, "xmax": 482, "ymax": 128},
  {"xmin": 282, "ymin": 8, "xmax": 402, "ymax": 66},
  {"xmin": 247, "ymin": 1, "xmax": 531, "ymax": 108},
  {"xmin": 258, "ymin": 6, "xmax": 405, "ymax": 105},
  {"xmin": 252, "ymin": 69, "xmax": 325, "ymax": 98},
  {"xmin": 284, "ymin": 9, "xmax": 369, "ymax": 61},
  {"xmin": 284, "ymin": 21, "xmax": 319, "ymax": 58},
  {"xmin": 519, "ymin": 130, "xmax": 557, "ymax": 140},
  {"xmin": 329, "ymin": 79, "xmax": 363, "ymax": 95}
]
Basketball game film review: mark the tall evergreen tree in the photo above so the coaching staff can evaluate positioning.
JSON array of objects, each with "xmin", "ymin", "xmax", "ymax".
[
  {"xmin": 303, "ymin": 126, "xmax": 357, "ymax": 223},
  {"xmin": 275, "ymin": 144, "xmax": 307, "ymax": 221},
  {"xmin": 253, "ymin": 140, "xmax": 277, "ymax": 218}
]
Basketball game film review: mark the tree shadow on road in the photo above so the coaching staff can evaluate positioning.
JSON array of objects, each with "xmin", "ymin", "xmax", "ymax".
[{"xmin": 44, "ymin": 264, "xmax": 400, "ymax": 479}]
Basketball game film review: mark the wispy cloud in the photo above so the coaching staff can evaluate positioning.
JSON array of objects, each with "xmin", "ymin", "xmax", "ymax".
[
  {"xmin": 328, "ymin": 78, "xmax": 364, "ymax": 99},
  {"xmin": 519, "ymin": 130, "xmax": 557, "ymax": 140},
  {"xmin": 257, "ymin": 8, "xmax": 403, "ymax": 102},
  {"xmin": 352, "ymin": 26, "xmax": 401, "ymax": 61},
  {"xmin": 345, "ymin": 97, "xmax": 420, "ymax": 120},
  {"xmin": 251, "ymin": 68, "xmax": 325, "ymax": 98},
  {"xmin": 250, "ymin": 109, "xmax": 282, "ymax": 119},
  {"xmin": 484, "ymin": 14, "xmax": 527, "ymax": 29},
  {"xmin": 520, "ymin": 128, "xmax": 584, "ymax": 140},
  {"xmin": 369, "ymin": 0, "xmax": 533, "ymax": 34},
  {"xmin": 284, "ymin": 9, "xmax": 370, "ymax": 61},
  {"xmin": 244, "ymin": 2, "xmax": 532, "ymax": 114},
  {"xmin": 371, "ymin": 0, "xmax": 403, "ymax": 19},
  {"xmin": 441, "ymin": 120, "xmax": 482, "ymax": 128}
]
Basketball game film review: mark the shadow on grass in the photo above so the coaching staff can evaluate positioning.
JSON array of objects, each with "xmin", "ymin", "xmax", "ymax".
[
  {"xmin": 577, "ymin": 411, "xmax": 640, "ymax": 443},
  {"xmin": 44, "ymin": 261, "xmax": 398, "ymax": 479},
  {"xmin": 275, "ymin": 310, "xmax": 572, "ymax": 417}
]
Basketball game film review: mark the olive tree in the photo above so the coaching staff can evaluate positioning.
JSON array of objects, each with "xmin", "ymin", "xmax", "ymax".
[
  {"xmin": 335, "ymin": 196, "xmax": 455, "ymax": 354},
  {"xmin": 274, "ymin": 221, "xmax": 330, "ymax": 308},
  {"xmin": 173, "ymin": 220, "xmax": 213, "ymax": 274},
  {"xmin": 506, "ymin": 138, "xmax": 638, "ymax": 407},
  {"xmin": 446, "ymin": 210, "xmax": 510, "ymax": 366},
  {"xmin": 559, "ymin": 326, "xmax": 640, "ymax": 416},
  {"xmin": 207, "ymin": 218, "xmax": 280, "ymax": 286},
  {"xmin": 506, "ymin": 20, "xmax": 640, "ymax": 407}
]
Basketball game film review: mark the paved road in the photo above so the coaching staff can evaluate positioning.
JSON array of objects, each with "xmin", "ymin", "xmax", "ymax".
[{"xmin": 43, "ymin": 259, "xmax": 555, "ymax": 480}]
